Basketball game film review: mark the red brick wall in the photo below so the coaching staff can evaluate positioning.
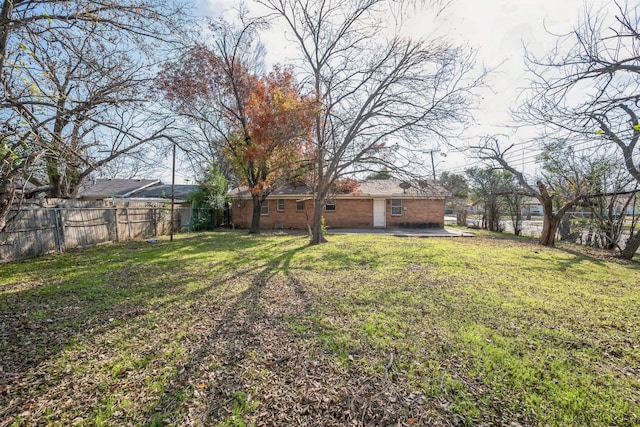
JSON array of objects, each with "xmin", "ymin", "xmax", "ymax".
[
  {"xmin": 230, "ymin": 199, "xmax": 312, "ymax": 229},
  {"xmin": 322, "ymin": 199, "xmax": 373, "ymax": 228},
  {"xmin": 230, "ymin": 197, "xmax": 445, "ymax": 229},
  {"xmin": 386, "ymin": 198, "xmax": 445, "ymax": 228}
]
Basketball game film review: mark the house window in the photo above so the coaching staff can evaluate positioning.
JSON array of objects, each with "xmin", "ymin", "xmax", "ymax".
[
  {"xmin": 261, "ymin": 201, "xmax": 269, "ymax": 216},
  {"xmin": 296, "ymin": 200, "xmax": 305, "ymax": 212},
  {"xmin": 325, "ymin": 199, "xmax": 336, "ymax": 212},
  {"xmin": 277, "ymin": 199, "xmax": 285, "ymax": 211},
  {"xmin": 391, "ymin": 199, "xmax": 402, "ymax": 216}
]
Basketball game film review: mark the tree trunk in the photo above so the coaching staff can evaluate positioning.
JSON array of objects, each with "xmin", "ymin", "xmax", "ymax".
[
  {"xmin": 310, "ymin": 196, "xmax": 327, "ymax": 245},
  {"xmin": 486, "ymin": 199, "xmax": 501, "ymax": 232},
  {"xmin": 46, "ymin": 156, "xmax": 63, "ymax": 198},
  {"xmin": 0, "ymin": 0, "xmax": 15, "ymax": 81},
  {"xmin": 537, "ymin": 186, "xmax": 560, "ymax": 247},
  {"xmin": 249, "ymin": 195, "xmax": 262, "ymax": 234},
  {"xmin": 620, "ymin": 231, "xmax": 640, "ymax": 260},
  {"xmin": 487, "ymin": 215, "xmax": 495, "ymax": 232},
  {"xmin": 539, "ymin": 212, "xmax": 560, "ymax": 246},
  {"xmin": 0, "ymin": 184, "xmax": 14, "ymax": 232}
]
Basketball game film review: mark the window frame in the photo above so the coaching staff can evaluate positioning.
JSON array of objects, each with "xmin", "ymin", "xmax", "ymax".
[
  {"xmin": 277, "ymin": 199, "xmax": 285, "ymax": 212},
  {"xmin": 260, "ymin": 201, "xmax": 269, "ymax": 216},
  {"xmin": 296, "ymin": 200, "xmax": 305, "ymax": 212},
  {"xmin": 325, "ymin": 199, "xmax": 336, "ymax": 212},
  {"xmin": 391, "ymin": 198, "xmax": 402, "ymax": 216}
]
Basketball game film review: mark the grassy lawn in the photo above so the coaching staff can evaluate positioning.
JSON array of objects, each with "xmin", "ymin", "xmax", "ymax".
[{"xmin": 1, "ymin": 230, "xmax": 639, "ymax": 426}]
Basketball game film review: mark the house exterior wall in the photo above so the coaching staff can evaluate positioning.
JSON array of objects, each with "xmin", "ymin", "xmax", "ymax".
[
  {"xmin": 323, "ymin": 199, "xmax": 374, "ymax": 228},
  {"xmin": 230, "ymin": 198, "xmax": 312, "ymax": 229},
  {"xmin": 230, "ymin": 197, "xmax": 445, "ymax": 229},
  {"xmin": 386, "ymin": 198, "xmax": 445, "ymax": 228}
]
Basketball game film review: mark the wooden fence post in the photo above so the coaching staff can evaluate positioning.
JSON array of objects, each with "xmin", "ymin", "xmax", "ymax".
[
  {"xmin": 113, "ymin": 207, "xmax": 119, "ymax": 242},
  {"xmin": 55, "ymin": 206, "xmax": 66, "ymax": 253},
  {"xmin": 154, "ymin": 207, "xmax": 158, "ymax": 237},
  {"xmin": 126, "ymin": 205, "xmax": 132, "ymax": 240},
  {"xmin": 52, "ymin": 208, "xmax": 63, "ymax": 253}
]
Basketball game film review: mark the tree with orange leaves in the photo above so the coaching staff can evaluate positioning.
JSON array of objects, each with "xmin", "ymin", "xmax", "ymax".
[
  {"xmin": 159, "ymin": 17, "xmax": 315, "ymax": 233},
  {"xmin": 226, "ymin": 66, "xmax": 315, "ymax": 232}
]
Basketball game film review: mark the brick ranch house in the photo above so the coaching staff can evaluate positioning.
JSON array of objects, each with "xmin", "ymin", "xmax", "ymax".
[{"xmin": 228, "ymin": 179, "xmax": 449, "ymax": 230}]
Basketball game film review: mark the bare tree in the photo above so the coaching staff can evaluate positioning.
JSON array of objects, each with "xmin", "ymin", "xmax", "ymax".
[
  {"xmin": 517, "ymin": 0, "xmax": 640, "ymax": 257},
  {"xmin": 0, "ymin": 0, "xmax": 187, "ymax": 230},
  {"xmin": 258, "ymin": 0, "xmax": 482, "ymax": 244},
  {"xmin": 502, "ymin": 173, "xmax": 525, "ymax": 236},
  {"xmin": 473, "ymin": 137, "xmax": 599, "ymax": 247},
  {"xmin": 465, "ymin": 166, "xmax": 510, "ymax": 232},
  {"xmin": 92, "ymin": 149, "xmax": 167, "ymax": 180},
  {"xmin": 574, "ymin": 161, "xmax": 638, "ymax": 251}
]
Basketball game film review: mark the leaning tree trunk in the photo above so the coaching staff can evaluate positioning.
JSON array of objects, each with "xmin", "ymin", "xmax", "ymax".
[
  {"xmin": 535, "ymin": 181, "xmax": 576, "ymax": 247},
  {"xmin": 539, "ymin": 216, "xmax": 560, "ymax": 246},
  {"xmin": 249, "ymin": 195, "xmax": 262, "ymax": 234},
  {"xmin": 620, "ymin": 231, "xmax": 640, "ymax": 260}
]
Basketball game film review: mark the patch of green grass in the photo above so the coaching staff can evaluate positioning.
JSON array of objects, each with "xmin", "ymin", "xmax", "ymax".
[
  {"xmin": 1, "ymin": 230, "xmax": 639, "ymax": 426},
  {"xmin": 279, "ymin": 234, "xmax": 640, "ymax": 425},
  {"xmin": 216, "ymin": 391, "xmax": 258, "ymax": 427}
]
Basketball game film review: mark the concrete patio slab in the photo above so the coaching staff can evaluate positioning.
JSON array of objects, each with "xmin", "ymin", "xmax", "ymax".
[{"xmin": 326, "ymin": 228, "xmax": 475, "ymax": 237}]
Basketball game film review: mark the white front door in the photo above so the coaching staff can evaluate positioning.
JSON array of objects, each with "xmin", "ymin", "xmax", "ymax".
[{"xmin": 373, "ymin": 199, "xmax": 386, "ymax": 228}]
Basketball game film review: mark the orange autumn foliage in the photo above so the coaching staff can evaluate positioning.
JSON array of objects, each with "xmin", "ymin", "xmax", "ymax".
[
  {"xmin": 229, "ymin": 66, "xmax": 316, "ymax": 195},
  {"xmin": 159, "ymin": 47, "xmax": 315, "ymax": 198},
  {"xmin": 333, "ymin": 178, "xmax": 360, "ymax": 194}
]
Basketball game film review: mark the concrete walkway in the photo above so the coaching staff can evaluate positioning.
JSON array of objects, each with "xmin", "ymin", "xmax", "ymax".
[{"xmin": 326, "ymin": 227, "xmax": 474, "ymax": 237}]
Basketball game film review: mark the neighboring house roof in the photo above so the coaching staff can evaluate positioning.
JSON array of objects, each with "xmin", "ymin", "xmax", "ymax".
[
  {"xmin": 77, "ymin": 178, "xmax": 161, "ymax": 199},
  {"xmin": 228, "ymin": 179, "xmax": 449, "ymax": 199},
  {"xmin": 131, "ymin": 184, "xmax": 199, "ymax": 200},
  {"xmin": 77, "ymin": 179, "xmax": 200, "ymax": 204}
]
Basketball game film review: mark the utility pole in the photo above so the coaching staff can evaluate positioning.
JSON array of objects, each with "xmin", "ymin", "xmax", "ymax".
[
  {"xmin": 170, "ymin": 141, "xmax": 176, "ymax": 241},
  {"xmin": 424, "ymin": 149, "xmax": 441, "ymax": 180},
  {"xmin": 430, "ymin": 150, "xmax": 437, "ymax": 180}
]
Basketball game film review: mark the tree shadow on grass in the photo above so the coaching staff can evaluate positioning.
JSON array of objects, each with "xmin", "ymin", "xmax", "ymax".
[
  {"xmin": 0, "ymin": 231, "xmax": 293, "ymax": 425},
  {"xmin": 145, "ymin": 252, "xmax": 461, "ymax": 426},
  {"xmin": 555, "ymin": 244, "xmax": 640, "ymax": 268},
  {"xmin": 138, "ymin": 243, "xmax": 311, "ymax": 425},
  {"xmin": 464, "ymin": 228, "xmax": 639, "ymax": 270},
  {"xmin": 0, "ymin": 259, "xmax": 201, "ymax": 422},
  {"xmin": 1, "ymin": 230, "xmax": 466, "ymax": 425}
]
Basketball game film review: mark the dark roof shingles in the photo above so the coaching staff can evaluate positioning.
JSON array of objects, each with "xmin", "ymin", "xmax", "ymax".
[
  {"xmin": 76, "ymin": 179, "xmax": 160, "ymax": 198},
  {"xmin": 228, "ymin": 179, "xmax": 448, "ymax": 198}
]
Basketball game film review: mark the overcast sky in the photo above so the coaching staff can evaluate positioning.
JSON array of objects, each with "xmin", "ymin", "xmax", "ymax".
[{"xmin": 187, "ymin": 0, "xmax": 615, "ymax": 178}]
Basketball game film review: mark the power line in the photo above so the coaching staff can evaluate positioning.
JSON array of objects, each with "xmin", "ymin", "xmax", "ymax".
[{"xmin": 440, "ymin": 137, "xmax": 628, "ymax": 176}]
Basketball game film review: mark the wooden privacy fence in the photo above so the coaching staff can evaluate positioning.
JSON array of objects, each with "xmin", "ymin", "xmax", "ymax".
[{"xmin": 0, "ymin": 201, "xmax": 189, "ymax": 263}]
